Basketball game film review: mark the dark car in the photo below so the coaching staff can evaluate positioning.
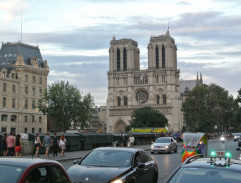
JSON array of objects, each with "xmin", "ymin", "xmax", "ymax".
[
  {"xmin": 0, "ymin": 158, "xmax": 71, "ymax": 183},
  {"xmin": 67, "ymin": 147, "xmax": 158, "ymax": 183},
  {"xmin": 165, "ymin": 151, "xmax": 241, "ymax": 183}
]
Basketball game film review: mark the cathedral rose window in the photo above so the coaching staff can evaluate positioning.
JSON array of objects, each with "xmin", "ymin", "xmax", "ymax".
[{"xmin": 136, "ymin": 90, "xmax": 148, "ymax": 104}]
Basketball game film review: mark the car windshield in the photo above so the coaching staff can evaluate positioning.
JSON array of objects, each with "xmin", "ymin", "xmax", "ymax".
[
  {"xmin": 168, "ymin": 167, "xmax": 241, "ymax": 183},
  {"xmin": 156, "ymin": 138, "xmax": 170, "ymax": 143},
  {"xmin": 80, "ymin": 150, "xmax": 133, "ymax": 167},
  {"xmin": 0, "ymin": 165, "xmax": 25, "ymax": 183}
]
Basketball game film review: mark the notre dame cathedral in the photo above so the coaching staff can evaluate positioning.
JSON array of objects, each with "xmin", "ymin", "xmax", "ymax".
[{"xmin": 106, "ymin": 30, "xmax": 183, "ymax": 132}]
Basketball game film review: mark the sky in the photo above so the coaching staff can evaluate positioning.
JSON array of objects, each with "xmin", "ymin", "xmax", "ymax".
[{"xmin": 1, "ymin": 0, "xmax": 241, "ymax": 106}]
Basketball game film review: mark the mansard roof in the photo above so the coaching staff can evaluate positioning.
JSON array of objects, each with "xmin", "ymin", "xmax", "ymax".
[{"xmin": 0, "ymin": 41, "xmax": 44, "ymax": 68}]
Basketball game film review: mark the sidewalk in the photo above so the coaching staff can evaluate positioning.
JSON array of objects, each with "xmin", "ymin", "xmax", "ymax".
[{"xmin": 22, "ymin": 142, "xmax": 184, "ymax": 162}]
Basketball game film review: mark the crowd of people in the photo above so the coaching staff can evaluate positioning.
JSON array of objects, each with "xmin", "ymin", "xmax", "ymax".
[
  {"xmin": 33, "ymin": 132, "xmax": 67, "ymax": 158},
  {"xmin": 0, "ymin": 132, "xmax": 67, "ymax": 158},
  {"xmin": 0, "ymin": 132, "xmax": 23, "ymax": 157}
]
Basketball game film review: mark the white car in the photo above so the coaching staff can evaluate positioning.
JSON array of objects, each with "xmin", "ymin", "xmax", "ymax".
[
  {"xmin": 234, "ymin": 133, "xmax": 241, "ymax": 142},
  {"xmin": 151, "ymin": 137, "xmax": 178, "ymax": 154}
]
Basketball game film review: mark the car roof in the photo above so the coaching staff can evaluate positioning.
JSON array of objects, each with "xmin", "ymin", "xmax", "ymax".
[
  {"xmin": 0, "ymin": 158, "xmax": 60, "ymax": 168},
  {"xmin": 182, "ymin": 158, "xmax": 241, "ymax": 172},
  {"xmin": 92, "ymin": 147, "xmax": 141, "ymax": 153}
]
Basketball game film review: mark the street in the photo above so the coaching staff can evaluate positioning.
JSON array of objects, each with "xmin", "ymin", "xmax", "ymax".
[{"xmin": 59, "ymin": 139, "xmax": 241, "ymax": 183}]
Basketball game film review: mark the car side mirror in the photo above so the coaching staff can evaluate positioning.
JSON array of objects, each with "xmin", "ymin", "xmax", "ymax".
[
  {"xmin": 73, "ymin": 158, "xmax": 83, "ymax": 165},
  {"xmin": 137, "ymin": 162, "xmax": 145, "ymax": 169}
]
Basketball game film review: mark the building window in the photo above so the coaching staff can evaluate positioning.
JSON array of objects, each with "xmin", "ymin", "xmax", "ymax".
[
  {"xmin": 39, "ymin": 77, "xmax": 42, "ymax": 84},
  {"xmin": 32, "ymin": 88, "xmax": 35, "ymax": 95},
  {"xmin": 32, "ymin": 100, "xmax": 35, "ymax": 109},
  {"xmin": 39, "ymin": 88, "xmax": 42, "ymax": 95},
  {"xmin": 39, "ymin": 128, "xmax": 42, "ymax": 133},
  {"xmin": 3, "ymin": 83, "xmax": 7, "ymax": 92},
  {"xmin": 39, "ymin": 116, "xmax": 42, "ymax": 123},
  {"xmin": 25, "ymin": 116, "xmax": 28, "ymax": 122},
  {"xmin": 25, "ymin": 99, "xmax": 28, "ymax": 109},
  {"xmin": 24, "ymin": 128, "xmax": 27, "ymax": 133},
  {"xmin": 12, "ymin": 85, "xmax": 16, "ymax": 93},
  {"xmin": 25, "ymin": 86, "xmax": 28, "ymax": 95},
  {"xmin": 12, "ymin": 98, "xmax": 15, "ymax": 108},
  {"xmin": 10, "ymin": 128, "xmax": 16, "ymax": 134},
  {"xmin": 25, "ymin": 75, "xmax": 28, "ymax": 82},
  {"xmin": 123, "ymin": 48, "xmax": 127, "ymax": 71},
  {"xmin": 163, "ymin": 95, "xmax": 167, "ymax": 104},
  {"xmin": 162, "ymin": 45, "xmax": 165, "ymax": 69},
  {"xmin": 1, "ymin": 127, "xmax": 6, "ymax": 132},
  {"xmin": 156, "ymin": 46, "xmax": 159, "ymax": 69},
  {"xmin": 32, "ymin": 128, "xmax": 35, "ymax": 133},
  {"xmin": 3, "ymin": 97, "xmax": 6, "ymax": 107},
  {"xmin": 117, "ymin": 49, "xmax": 120, "ymax": 71},
  {"xmin": 32, "ymin": 76, "xmax": 35, "ymax": 83},
  {"xmin": 117, "ymin": 97, "xmax": 121, "ymax": 106},
  {"xmin": 157, "ymin": 95, "xmax": 160, "ymax": 104},
  {"xmin": 1, "ymin": 114, "xmax": 7, "ymax": 122},
  {"xmin": 11, "ymin": 115, "xmax": 17, "ymax": 122},
  {"xmin": 4, "ymin": 53, "xmax": 8, "ymax": 58},
  {"xmin": 32, "ymin": 115, "xmax": 35, "ymax": 123},
  {"xmin": 124, "ymin": 96, "xmax": 128, "ymax": 106},
  {"xmin": 2, "ymin": 71, "xmax": 6, "ymax": 77},
  {"xmin": 12, "ymin": 73, "xmax": 15, "ymax": 79}
]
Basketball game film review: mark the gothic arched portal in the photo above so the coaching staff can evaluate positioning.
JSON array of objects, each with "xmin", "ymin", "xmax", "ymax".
[{"xmin": 114, "ymin": 120, "xmax": 126, "ymax": 132}]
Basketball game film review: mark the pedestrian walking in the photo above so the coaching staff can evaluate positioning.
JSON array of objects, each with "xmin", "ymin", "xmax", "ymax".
[
  {"xmin": 159, "ymin": 131, "xmax": 165, "ymax": 137},
  {"xmin": 6, "ymin": 132, "xmax": 15, "ymax": 156},
  {"xmin": 128, "ymin": 134, "xmax": 135, "ymax": 147},
  {"xmin": 59, "ymin": 134, "xmax": 67, "ymax": 157},
  {"xmin": 34, "ymin": 133, "xmax": 42, "ymax": 157},
  {"xmin": 15, "ymin": 134, "xmax": 22, "ymax": 157},
  {"xmin": 43, "ymin": 132, "xmax": 52, "ymax": 159},
  {"xmin": 120, "ymin": 132, "xmax": 125, "ymax": 147},
  {"xmin": 52, "ymin": 133, "xmax": 59, "ymax": 157},
  {"xmin": 1, "ymin": 133, "xmax": 8, "ymax": 156}
]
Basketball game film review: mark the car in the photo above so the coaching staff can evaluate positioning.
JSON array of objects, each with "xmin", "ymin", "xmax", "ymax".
[
  {"xmin": 164, "ymin": 151, "xmax": 241, "ymax": 183},
  {"xmin": 67, "ymin": 147, "xmax": 158, "ymax": 183},
  {"xmin": 0, "ymin": 158, "xmax": 71, "ymax": 183},
  {"xmin": 234, "ymin": 133, "xmax": 241, "ymax": 142},
  {"xmin": 151, "ymin": 137, "xmax": 178, "ymax": 154}
]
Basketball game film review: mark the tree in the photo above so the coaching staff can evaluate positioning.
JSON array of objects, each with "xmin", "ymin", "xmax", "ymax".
[
  {"xmin": 128, "ymin": 106, "xmax": 168, "ymax": 130},
  {"xmin": 38, "ymin": 81, "xmax": 95, "ymax": 132},
  {"xmin": 182, "ymin": 84, "xmax": 239, "ymax": 132}
]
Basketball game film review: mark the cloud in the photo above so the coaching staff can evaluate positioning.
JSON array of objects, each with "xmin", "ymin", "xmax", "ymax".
[{"xmin": 0, "ymin": 0, "xmax": 27, "ymax": 24}]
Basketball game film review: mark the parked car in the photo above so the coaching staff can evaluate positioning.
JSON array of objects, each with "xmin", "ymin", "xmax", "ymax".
[
  {"xmin": 0, "ymin": 158, "xmax": 71, "ymax": 183},
  {"xmin": 234, "ymin": 133, "xmax": 241, "ymax": 142},
  {"xmin": 67, "ymin": 147, "xmax": 158, "ymax": 183},
  {"xmin": 151, "ymin": 137, "xmax": 178, "ymax": 154},
  {"xmin": 165, "ymin": 151, "xmax": 241, "ymax": 183}
]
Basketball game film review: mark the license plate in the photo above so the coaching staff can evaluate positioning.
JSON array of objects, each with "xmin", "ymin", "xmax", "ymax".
[{"xmin": 216, "ymin": 151, "xmax": 225, "ymax": 156}]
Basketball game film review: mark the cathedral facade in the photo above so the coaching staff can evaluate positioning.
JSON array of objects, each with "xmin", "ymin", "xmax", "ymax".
[{"xmin": 106, "ymin": 30, "xmax": 182, "ymax": 132}]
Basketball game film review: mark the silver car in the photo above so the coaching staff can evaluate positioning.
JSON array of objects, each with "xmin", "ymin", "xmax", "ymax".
[
  {"xmin": 234, "ymin": 133, "xmax": 241, "ymax": 142},
  {"xmin": 151, "ymin": 137, "xmax": 178, "ymax": 154}
]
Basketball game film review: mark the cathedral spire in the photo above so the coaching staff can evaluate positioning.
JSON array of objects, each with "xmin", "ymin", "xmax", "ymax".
[
  {"xmin": 196, "ymin": 72, "xmax": 199, "ymax": 86},
  {"xmin": 200, "ymin": 73, "xmax": 203, "ymax": 85}
]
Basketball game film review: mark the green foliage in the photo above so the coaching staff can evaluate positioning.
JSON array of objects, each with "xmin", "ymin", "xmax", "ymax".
[
  {"xmin": 182, "ymin": 84, "xmax": 240, "ymax": 132},
  {"xmin": 38, "ymin": 81, "xmax": 95, "ymax": 131},
  {"xmin": 129, "ymin": 106, "xmax": 168, "ymax": 129}
]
